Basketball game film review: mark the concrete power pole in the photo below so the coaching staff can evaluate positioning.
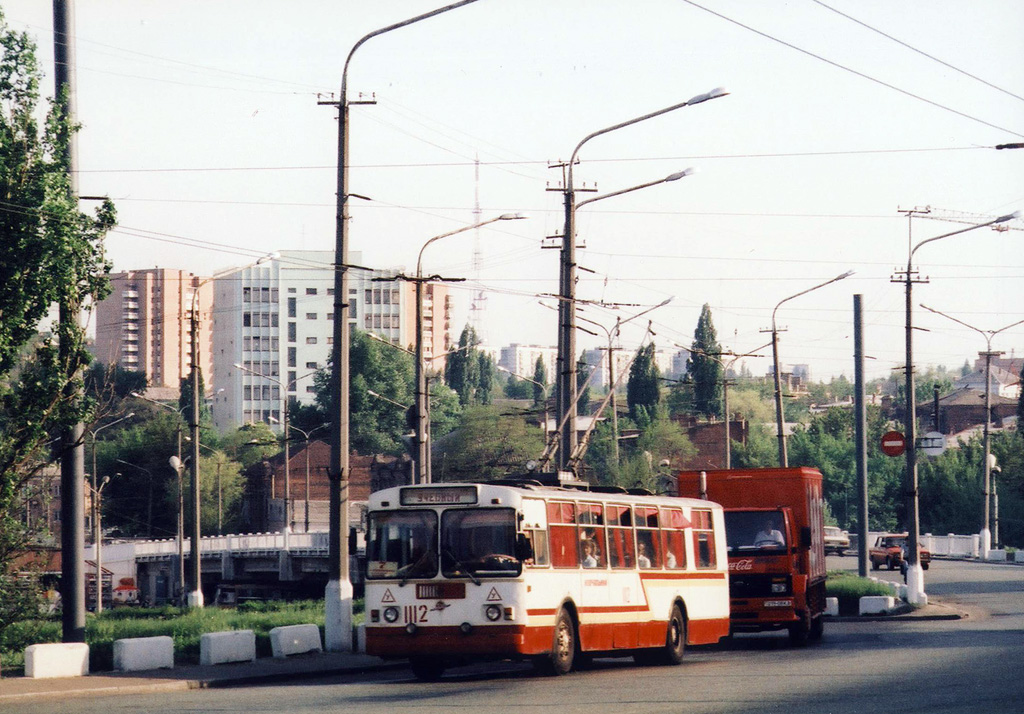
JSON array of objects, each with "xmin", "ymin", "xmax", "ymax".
[{"xmin": 53, "ymin": 0, "xmax": 86, "ymax": 643}]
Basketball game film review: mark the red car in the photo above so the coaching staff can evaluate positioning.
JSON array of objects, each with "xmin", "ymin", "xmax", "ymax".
[{"xmin": 869, "ymin": 533, "xmax": 930, "ymax": 571}]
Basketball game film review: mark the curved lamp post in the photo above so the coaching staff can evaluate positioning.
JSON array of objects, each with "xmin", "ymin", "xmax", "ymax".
[
  {"xmin": 328, "ymin": 0, "xmax": 481, "ymax": 652},
  {"xmin": 557, "ymin": 90, "xmax": 727, "ymax": 471},
  {"xmin": 288, "ymin": 423, "xmax": 328, "ymax": 533},
  {"xmin": 901, "ymin": 210, "xmax": 1019, "ymax": 602},
  {"xmin": 414, "ymin": 213, "xmax": 526, "ymax": 484},
  {"xmin": 87, "ymin": 412, "xmax": 133, "ymax": 614},
  {"xmin": 770, "ymin": 271, "xmax": 853, "ymax": 467},
  {"xmin": 920, "ymin": 304, "xmax": 1024, "ymax": 558}
]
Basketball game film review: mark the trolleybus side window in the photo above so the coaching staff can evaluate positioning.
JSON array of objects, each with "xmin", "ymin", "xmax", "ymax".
[
  {"xmin": 579, "ymin": 503, "xmax": 607, "ymax": 569},
  {"xmin": 440, "ymin": 509, "xmax": 521, "ymax": 578},
  {"xmin": 661, "ymin": 507, "xmax": 689, "ymax": 570},
  {"xmin": 606, "ymin": 503, "xmax": 634, "ymax": 569},
  {"xmin": 692, "ymin": 509, "xmax": 717, "ymax": 569},
  {"xmin": 548, "ymin": 501, "xmax": 578, "ymax": 568},
  {"xmin": 634, "ymin": 506, "xmax": 660, "ymax": 569},
  {"xmin": 366, "ymin": 510, "xmax": 438, "ymax": 580}
]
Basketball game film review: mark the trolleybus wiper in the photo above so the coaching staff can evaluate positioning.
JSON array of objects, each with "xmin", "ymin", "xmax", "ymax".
[{"xmin": 443, "ymin": 549, "xmax": 481, "ymax": 585}]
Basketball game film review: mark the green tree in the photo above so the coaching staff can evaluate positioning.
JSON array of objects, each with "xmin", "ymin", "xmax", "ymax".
[
  {"xmin": 445, "ymin": 325, "xmax": 481, "ymax": 406},
  {"xmin": 532, "ymin": 356, "xmax": 547, "ymax": 406},
  {"xmin": 477, "ymin": 351, "xmax": 495, "ymax": 406},
  {"xmin": 626, "ymin": 343, "xmax": 660, "ymax": 422},
  {"xmin": 686, "ymin": 304, "xmax": 722, "ymax": 419},
  {"xmin": 0, "ymin": 12, "xmax": 116, "ymax": 637},
  {"xmin": 576, "ymin": 352, "xmax": 592, "ymax": 415},
  {"xmin": 503, "ymin": 375, "xmax": 533, "ymax": 400},
  {"xmin": 1018, "ymin": 363, "xmax": 1024, "ymax": 425},
  {"xmin": 432, "ymin": 406, "xmax": 544, "ymax": 481}
]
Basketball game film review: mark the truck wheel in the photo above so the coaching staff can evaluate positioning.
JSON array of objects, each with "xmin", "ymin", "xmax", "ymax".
[
  {"xmin": 535, "ymin": 608, "xmax": 576, "ymax": 676},
  {"xmin": 789, "ymin": 610, "xmax": 811, "ymax": 646},
  {"xmin": 809, "ymin": 615, "xmax": 824, "ymax": 641},
  {"xmin": 887, "ymin": 557, "xmax": 896, "ymax": 570},
  {"xmin": 410, "ymin": 657, "xmax": 445, "ymax": 681},
  {"xmin": 922, "ymin": 562, "xmax": 929, "ymax": 571}
]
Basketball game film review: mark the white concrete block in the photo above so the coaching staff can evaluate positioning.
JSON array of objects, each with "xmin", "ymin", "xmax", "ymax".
[
  {"xmin": 200, "ymin": 630, "xmax": 256, "ymax": 666},
  {"xmin": 270, "ymin": 624, "xmax": 322, "ymax": 658},
  {"xmin": 113, "ymin": 636, "xmax": 174, "ymax": 672},
  {"xmin": 1014, "ymin": 551, "xmax": 1024, "ymax": 564},
  {"xmin": 987, "ymin": 549, "xmax": 1008, "ymax": 562},
  {"xmin": 824, "ymin": 597, "xmax": 839, "ymax": 617},
  {"xmin": 355, "ymin": 624, "xmax": 366, "ymax": 653},
  {"xmin": 859, "ymin": 596, "xmax": 895, "ymax": 615},
  {"xmin": 896, "ymin": 584, "xmax": 908, "ymax": 600},
  {"xmin": 24, "ymin": 642, "xmax": 89, "ymax": 679}
]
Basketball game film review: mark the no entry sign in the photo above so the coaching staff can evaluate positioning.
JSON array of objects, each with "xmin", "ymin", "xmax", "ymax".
[{"xmin": 881, "ymin": 431, "xmax": 906, "ymax": 457}]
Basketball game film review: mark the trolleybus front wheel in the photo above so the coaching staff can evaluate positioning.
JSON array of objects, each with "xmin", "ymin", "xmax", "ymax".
[{"xmin": 534, "ymin": 608, "xmax": 576, "ymax": 676}]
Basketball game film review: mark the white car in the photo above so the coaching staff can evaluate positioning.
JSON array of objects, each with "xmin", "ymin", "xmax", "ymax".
[{"xmin": 824, "ymin": 526, "xmax": 850, "ymax": 556}]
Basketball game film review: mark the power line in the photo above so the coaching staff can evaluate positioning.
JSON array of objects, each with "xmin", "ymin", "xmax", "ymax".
[
  {"xmin": 811, "ymin": 0, "xmax": 1024, "ymax": 104},
  {"xmin": 679, "ymin": 0, "xmax": 1024, "ymax": 139}
]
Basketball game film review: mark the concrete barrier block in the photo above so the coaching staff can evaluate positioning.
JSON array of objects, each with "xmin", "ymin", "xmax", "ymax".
[
  {"xmin": 859, "ymin": 596, "xmax": 895, "ymax": 615},
  {"xmin": 200, "ymin": 630, "xmax": 256, "ymax": 666},
  {"xmin": 824, "ymin": 597, "xmax": 839, "ymax": 617},
  {"xmin": 113, "ymin": 636, "xmax": 174, "ymax": 672},
  {"xmin": 24, "ymin": 642, "xmax": 89, "ymax": 679},
  {"xmin": 987, "ymin": 549, "xmax": 1007, "ymax": 562},
  {"xmin": 896, "ymin": 584, "xmax": 908, "ymax": 600},
  {"xmin": 270, "ymin": 624, "xmax": 322, "ymax": 658},
  {"xmin": 355, "ymin": 624, "xmax": 366, "ymax": 653},
  {"xmin": 1014, "ymin": 551, "xmax": 1024, "ymax": 563}
]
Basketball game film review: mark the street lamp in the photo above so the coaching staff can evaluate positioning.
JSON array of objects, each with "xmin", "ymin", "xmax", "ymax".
[
  {"xmin": 288, "ymin": 423, "xmax": 328, "ymax": 533},
  {"xmin": 557, "ymin": 96, "xmax": 725, "ymax": 472},
  {"xmin": 168, "ymin": 455, "xmax": 186, "ymax": 607},
  {"xmin": 414, "ymin": 213, "xmax": 526, "ymax": 484},
  {"xmin": 88, "ymin": 474, "xmax": 111, "ymax": 613},
  {"xmin": 184, "ymin": 252, "xmax": 276, "ymax": 608},
  {"xmin": 328, "ymin": 0, "xmax": 481, "ymax": 653},
  {"xmin": 768, "ymin": 271, "xmax": 853, "ymax": 467},
  {"xmin": 87, "ymin": 412, "xmax": 134, "ymax": 614},
  {"xmin": 899, "ymin": 210, "xmax": 1019, "ymax": 602},
  {"xmin": 920, "ymin": 304, "xmax": 1024, "ymax": 558},
  {"xmin": 234, "ymin": 363, "xmax": 316, "ymax": 532}
]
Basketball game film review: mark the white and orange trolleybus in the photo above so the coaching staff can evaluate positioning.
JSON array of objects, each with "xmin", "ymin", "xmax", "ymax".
[{"xmin": 363, "ymin": 478, "xmax": 731, "ymax": 680}]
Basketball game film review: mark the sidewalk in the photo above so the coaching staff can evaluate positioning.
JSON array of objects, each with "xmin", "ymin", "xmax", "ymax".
[{"xmin": 0, "ymin": 651, "xmax": 397, "ymax": 705}]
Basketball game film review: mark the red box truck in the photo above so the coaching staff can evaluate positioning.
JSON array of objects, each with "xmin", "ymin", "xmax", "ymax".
[{"xmin": 677, "ymin": 467, "xmax": 826, "ymax": 645}]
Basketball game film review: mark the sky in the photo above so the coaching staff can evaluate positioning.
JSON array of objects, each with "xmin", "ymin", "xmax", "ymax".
[{"xmin": 4, "ymin": 0, "xmax": 1024, "ymax": 383}]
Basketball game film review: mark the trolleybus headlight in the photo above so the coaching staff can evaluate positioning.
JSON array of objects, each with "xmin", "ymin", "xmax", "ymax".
[
  {"xmin": 485, "ymin": 604, "xmax": 503, "ymax": 622},
  {"xmin": 383, "ymin": 606, "xmax": 400, "ymax": 623}
]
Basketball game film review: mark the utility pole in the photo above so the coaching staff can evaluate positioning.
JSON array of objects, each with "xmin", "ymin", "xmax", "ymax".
[
  {"xmin": 854, "ymin": 295, "xmax": 869, "ymax": 577},
  {"xmin": 53, "ymin": 0, "xmax": 85, "ymax": 643}
]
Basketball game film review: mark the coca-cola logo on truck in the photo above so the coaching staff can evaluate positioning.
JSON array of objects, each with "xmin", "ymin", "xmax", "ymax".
[{"xmin": 729, "ymin": 559, "xmax": 754, "ymax": 571}]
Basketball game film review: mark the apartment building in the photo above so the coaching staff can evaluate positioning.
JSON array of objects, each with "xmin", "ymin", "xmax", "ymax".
[
  {"xmin": 92, "ymin": 269, "xmax": 213, "ymax": 395},
  {"xmin": 211, "ymin": 250, "xmax": 450, "ymax": 432}
]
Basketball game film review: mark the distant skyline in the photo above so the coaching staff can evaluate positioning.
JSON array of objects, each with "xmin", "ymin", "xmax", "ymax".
[{"xmin": 5, "ymin": 1, "xmax": 1023, "ymax": 382}]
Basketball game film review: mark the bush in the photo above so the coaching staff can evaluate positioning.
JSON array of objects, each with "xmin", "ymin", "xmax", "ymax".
[
  {"xmin": 0, "ymin": 599, "xmax": 345, "ymax": 674},
  {"xmin": 826, "ymin": 573, "xmax": 896, "ymax": 615}
]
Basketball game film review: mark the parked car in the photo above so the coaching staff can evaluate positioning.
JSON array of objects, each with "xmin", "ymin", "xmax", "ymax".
[
  {"xmin": 823, "ymin": 526, "xmax": 850, "ymax": 556},
  {"xmin": 869, "ymin": 533, "xmax": 930, "ymax": 571}
]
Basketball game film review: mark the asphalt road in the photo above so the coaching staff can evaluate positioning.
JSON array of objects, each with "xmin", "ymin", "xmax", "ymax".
[{"xmin": 11, "ymin": 557, "xmax": 1024, "ymax": 714}]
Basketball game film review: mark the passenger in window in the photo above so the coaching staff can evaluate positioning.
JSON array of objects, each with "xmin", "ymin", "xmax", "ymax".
[
  {"xmin": 637, "ymin": 541, "xmax": 652, "ymax": 568},
  {"xmin": 665, "ymin": 550, "xmax": 677, "ymax": 569},
  {"xmin": 581, "ymin": 539, "xmax": 599, "ymax": 568}
]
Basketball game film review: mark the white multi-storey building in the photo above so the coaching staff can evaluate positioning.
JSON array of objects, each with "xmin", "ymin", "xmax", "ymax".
[
  {"xmin": 211, "ymin": 250, "xmax": 450, "ymax": 433},
  {"xmin": 498, "ymin": 344, "xmax": 558, "ymax": 386}
]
